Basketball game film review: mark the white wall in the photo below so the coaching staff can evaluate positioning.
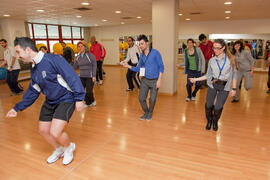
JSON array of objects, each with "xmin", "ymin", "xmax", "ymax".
[
  {"xmin": 90, "ymin": 24, "xmax": 151, "ymax": 65},
  {"xmin": 90, "ymin": 18, "xmax": 270, "ymax": 65},
  {"xmin": 0, "ymin": 19, "xmax": 26, "ymax": 46}
]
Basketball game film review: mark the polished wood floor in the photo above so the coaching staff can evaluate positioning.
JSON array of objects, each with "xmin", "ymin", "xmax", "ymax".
[{"xmin": 0, "ymin": 66, "xmax": 269, "ymax": 180}]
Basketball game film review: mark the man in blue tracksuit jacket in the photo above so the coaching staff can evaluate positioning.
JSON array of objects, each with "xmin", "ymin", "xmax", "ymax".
[{"xmin": 6, "ymin": 37, "xmax": 85, "ymax": 165}]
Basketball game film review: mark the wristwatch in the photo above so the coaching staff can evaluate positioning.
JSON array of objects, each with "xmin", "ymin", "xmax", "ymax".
[{"xmin": 232, "ymin": 88, "xmax": 237, "ymax": 91}]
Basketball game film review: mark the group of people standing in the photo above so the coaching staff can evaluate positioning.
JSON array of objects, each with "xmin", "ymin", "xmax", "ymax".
[
  {"xmin": 181, "ymin": 34, "xmax": 259, "ymax": 131},
  {"xmin": 2, "ymin": 32, "xmax": 269, "ymax": 166}
]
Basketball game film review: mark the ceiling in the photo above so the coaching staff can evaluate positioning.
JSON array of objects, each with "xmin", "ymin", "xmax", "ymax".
[{"xmin": 0, "ymin": 0, "xmax": 269, "ymax": 27}]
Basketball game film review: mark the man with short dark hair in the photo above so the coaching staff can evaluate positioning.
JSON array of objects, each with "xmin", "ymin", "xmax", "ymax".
[
  {"xmin": 198, "ymin": 34, "xmax": 213, "ymax": 86},
  {"xmin": 120, "ymin": 36, "xmax": 141, "ymax": 91},
  {"xmin": 0, "ymin": 39, "xmax": 23, "ymax": 95},
  {"xmin": 6, "ymin": 37, "xmax": 85, "ymax": 165},
  {"xmin": 61, "ymin": 42, "xmax": 74, "ymax": 64},
  {"xmin": 123, "ymin": 34, "xmax": 164, "ymax": 120}
]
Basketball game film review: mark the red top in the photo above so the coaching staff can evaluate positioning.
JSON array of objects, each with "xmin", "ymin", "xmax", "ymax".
[
  {"xmin": 90, "ymin": 41, "xmax": 106, "ymax": 61},
  {"xmin": 199, "ymin": 40, "xmax": 213, "ymax": 61}
]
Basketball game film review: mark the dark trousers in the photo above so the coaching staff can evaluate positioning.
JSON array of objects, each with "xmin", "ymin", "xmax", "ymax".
[
  {"xmin": 126, "ymin": 68, "xmax": 140, "ymax": 89},
  {"xmin": 6, "ymin": 69, "xmax": 22, "ymax": 93},
  {"xmin": 206, "ymin": 84, "xmax": 229, "ymax": 110},
  {"xmin": 139, "ymin": 77, "xmax": 158, "ymax": 114},
  {"xmin": 186, "ymin": 70, "xmax": 202, "ymax": 98},
  {"xmin": 96, "ymin": 61, "xmax": 103, "ymax": 81},
  {"xmin": 80, "ymin": 77, "xmax": 95, "ymax": 105},
  {"xmin": 268, "ymin": 66, "xmax": 270, "ymax": 89}
]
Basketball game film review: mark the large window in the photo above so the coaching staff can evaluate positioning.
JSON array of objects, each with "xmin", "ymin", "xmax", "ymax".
[{"xmin": 28, "ymin": 23, "xmax": 84, "ymax": 53}]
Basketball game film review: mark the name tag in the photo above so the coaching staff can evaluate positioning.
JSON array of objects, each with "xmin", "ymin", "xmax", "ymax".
[{"xmin": 139, "ymin": 68, "xmax": 145, "ymax": 76}]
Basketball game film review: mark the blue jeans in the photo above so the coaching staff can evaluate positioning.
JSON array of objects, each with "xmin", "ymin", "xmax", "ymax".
[
  {"xmin": 6, "ymin": 69, "xmax": 22, "ymax": 93},
  {"xmin": 186, "ymin": 70, "xmax": 202, "ymax": 98}
]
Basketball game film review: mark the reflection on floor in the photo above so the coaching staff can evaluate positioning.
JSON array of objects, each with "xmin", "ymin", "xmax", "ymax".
[{"xmin": 0, "ymin": 66, "xmax": 269, "ymax": 179}]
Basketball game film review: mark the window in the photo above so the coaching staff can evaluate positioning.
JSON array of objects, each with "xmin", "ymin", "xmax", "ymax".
[
  {"xmin": 47, "ymin": 25, "xmax": 59, "ymax": 38},
  {"xmin": 72, "ymin": 27, "xmax": 81, "ymax": 38},
  {"xmin": 62, "ymin": 26, "xmax": 71, "ymax": 39},
  {"xmin": 33, "ymin": 24, "xmax": 47, "ymax": 38},
  {"xmin": 28, "ymin": 23, "xmax": 84, "ymax": 53}
]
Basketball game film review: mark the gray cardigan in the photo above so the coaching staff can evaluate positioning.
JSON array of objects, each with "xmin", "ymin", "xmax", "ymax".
[
  {"xmin": 184, "ymin": 46, "xmax": 205, "ymax": 74},
  {"xmin": 73, "ymin": 52, "xmax": 97, "ymax": 78}
]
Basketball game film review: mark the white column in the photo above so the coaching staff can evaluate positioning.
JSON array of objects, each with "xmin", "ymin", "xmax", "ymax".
[{"xmin": 152, "ymin": 0, "xmax": 179, "ymax": 94}]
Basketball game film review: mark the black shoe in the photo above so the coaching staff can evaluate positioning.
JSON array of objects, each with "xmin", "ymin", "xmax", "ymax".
[
  {"xmin": 205, "ymin": 104, "xmax": 213, "ymax": 130},
  {"xmin": 212, "ymin": 108, "xmax": 223, "ymax": 131},
  {"xmin": 267, "ymin": 89, "xmax": 270, "ymax": 94},
  {"xmin": 139, "ymin": 113, "xmax": 148, "ymax": 120},
  {"xmin": 126, "ymin": 88, "xmax": 134, "ymax": 91},
  {"xmin": 146, "ymin": 113, "xmax": 152, "ymax": 121},
  {"xmin": 231, "ymin": 99, "xmax": 239, "ymax": 103}
]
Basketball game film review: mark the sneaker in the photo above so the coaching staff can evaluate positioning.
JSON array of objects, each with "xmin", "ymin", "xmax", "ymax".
[
  {"xmin": 267, "ymin": 89, "xmax": 270, "ymax": 94},
  {"xmin": 99, "ymin": 80, "xmax": 103, "ymax": 85},
  {"xmin": 231, "ymin": 99, "xmax": 239, "ymax": 103},
  {"xmin": 139, "ymin": 113, "xmax": 148, "ymax": 120},
  {"xmin": 191, "ymin": 96, "xmax": 196, "ymax": 101},
  {"xmin": 186, "ymin": 97, "xmax": 191, "ymax": 102},
  {"xmin": 126, "ymin": 88, "xmax": 134, "ymax": 91},
  {"xmin": 10, "ymin": 92, "xmax": 16, "ymax": 96},
  {"xmin": 95, "ymin": 81, "xmax": 98, "ymax": 85},
  {"xmin": 89, "ymin": 101, "xmax": 96, "ymax": 106},
  {"xmin": 62, "ymin": 143, "xmax": 76, "ymax": 165},
  {"xmin": 47, "ymin": 147, "xmax": 64, "ymax": 164},
  {"xmin": 146, "ymin": 113, "xmax": 152, "ymax": 121},
  {"xmin": 84, "ymin": 104, "xmax": 89, "ymax": 108}
]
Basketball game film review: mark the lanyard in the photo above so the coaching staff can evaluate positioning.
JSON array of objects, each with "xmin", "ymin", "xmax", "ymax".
[
  {"xmin": 142, "ymin": 49, "xmax": 151, "ymax": 67},
  {"xmin": 215, "ymin": 55, "xmax": 227, "ymax": 79}
]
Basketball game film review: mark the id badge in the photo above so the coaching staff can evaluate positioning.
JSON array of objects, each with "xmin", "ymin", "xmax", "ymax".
[{"xmin": 139, "ymin": 67, "xmax": 145, "ymax": 77}]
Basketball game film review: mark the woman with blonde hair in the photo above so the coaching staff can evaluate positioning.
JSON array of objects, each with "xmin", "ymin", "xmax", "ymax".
[{"xmin": 190, "ymin": 39, "xmax": 237, "ymax": 131}]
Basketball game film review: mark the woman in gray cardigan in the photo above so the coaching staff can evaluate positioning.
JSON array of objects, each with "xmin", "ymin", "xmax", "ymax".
[
  {"xmin": 183, "ymin": 38, "xmax": 205, "ymax": 101},
  {"xmin": 231, "ymin": 40, "xmax": 254, "ymax": 102},
  {"xmin": 73, "ymin": 41, "xmax": 97, "ymax": 107}
]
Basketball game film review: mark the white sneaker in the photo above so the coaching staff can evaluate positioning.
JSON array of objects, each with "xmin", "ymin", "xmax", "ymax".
[
  {"xmin": 47, "ymin": 147, "xmax": 64, "ymax": 164},
  {"xmin": 89, "ymin": 101, "xmax": 96, "ymax": 106},
  {"xmin": 186, "ymin": 97, "xmax": 191, "ymax": 102},
  {"xmin": 99, "ymin": 80, "xmax": 103, "ymax": 85},
  {"xmin": 62, "ymin": 143, "xmax": 76, "ymax": 165},
  {"xmin": 84, "ymin": 104, "xmax": 89, "ymax": 108},
  {"xmin": 191, "ymin": 96, "xmax": 196, "ymax": 101}
]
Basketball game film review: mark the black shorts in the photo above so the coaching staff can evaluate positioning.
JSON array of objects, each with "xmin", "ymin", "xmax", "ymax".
[{"xmin": 39, "ymin": 101, "xmax": 75, "ymax": 122}]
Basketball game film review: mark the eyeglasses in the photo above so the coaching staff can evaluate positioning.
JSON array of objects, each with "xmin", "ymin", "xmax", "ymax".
[{"xmin": 212, "ymin": 47, "xmax": 223, "ymax": 50}]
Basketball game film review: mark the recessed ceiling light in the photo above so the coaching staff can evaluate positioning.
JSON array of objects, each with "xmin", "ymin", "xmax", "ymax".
[
  {"xmin": 3, "ymin": 14, "xmax": 10, "ymax": 17},
  {"xmin": 37, "ymin": 9, "xmax": 44, "ymax": 12},
  {"xmin": 178, "ymin": 14, "xmax": 183, "ymax": 16},
  {"xmin": 136, "ymin": 16, "xmax": 142, "ymax": 19},
  {"xmin": 224, "ymin": 1, "xmax": 232, "ymax": 5},
  {"xmin": 115, "ymin": 11, "xmax": 121, "ymax": 14},
  {"xmin": 94, "ymin": 24, "xmax": 98, "ymax": 26},
  {"xmin": 76, "ymin": 15, "xmax": 82, "ymax": 18},
  {"xmin": 225, "ymin": 11, "xmax": 231, "ymax": 13},
  {"xmin": 73, "ymin": 22, "xmax": 77, "ymax": 24},
  {"xmin": 102, "ymin": 19, "xmax": 108, "ymax": 22},
  {"xmin": 225, "ymin": 16, "xmax": 230, "ymax": 19},
  {"xmin": 81, "ymin": 2, "xmax": 89, "ymax": 5},
  {"xmin": 121, "ymin": 22, "xmax": 125, "ymax": 24},
  {"xmin": 185, "ymin": 18, "xmax": 191, "ymax": 21}
]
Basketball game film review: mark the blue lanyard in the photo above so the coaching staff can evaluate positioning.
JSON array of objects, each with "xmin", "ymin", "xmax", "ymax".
[{"xmin": 215, "ymin": 55, "xmax": 227, "ymax": 79}]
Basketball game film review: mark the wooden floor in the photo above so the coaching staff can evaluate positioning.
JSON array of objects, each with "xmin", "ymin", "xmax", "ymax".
[{"xmin": 0, "ymin": 66, "xmax": 269, "ymax": 180}]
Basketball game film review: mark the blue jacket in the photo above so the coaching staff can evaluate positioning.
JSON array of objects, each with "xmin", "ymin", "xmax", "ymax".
[
  {"xmin": 131, "ymin": 49, "xmax": 164, "ymax": 79},
  {"xmin": 14, "ymin": 53, "xmax": 85, "ymax": 112}
]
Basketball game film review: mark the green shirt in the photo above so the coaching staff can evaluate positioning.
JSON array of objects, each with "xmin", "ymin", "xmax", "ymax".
[{"xmin": 187, "ymin": 54, "xmax": 197, "ymax": 70}]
